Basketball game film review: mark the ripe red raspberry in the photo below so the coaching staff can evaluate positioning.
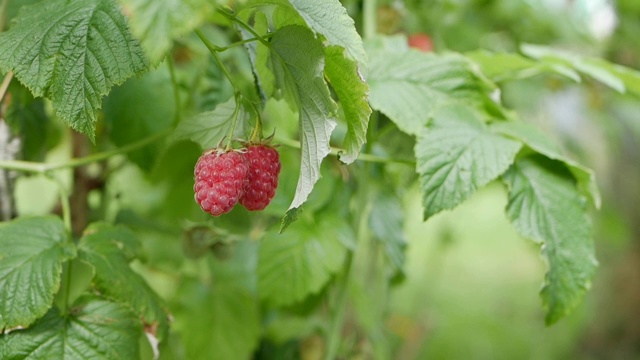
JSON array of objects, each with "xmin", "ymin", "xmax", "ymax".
[
  {"xmin": 239, "ymin": 145, "xmax": 281, "ymax": 211},
  {"xmin": 194, "ymin": 149, "xmax": 248, "ymax": 216}
]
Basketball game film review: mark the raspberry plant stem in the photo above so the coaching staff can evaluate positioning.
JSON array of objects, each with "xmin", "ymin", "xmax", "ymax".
[
  {"xmin": 276, "ymin": 137, "xmax": 416, "ymax": 166},
  {"xmin": 48, "ymin": 175, "xmax": 74, "ymax": 316},
  {"xmin": 216, "ymin": 8, "xmax": 272, "ymax": 48},
  {"xmin": 226, "ymin": 94, "xmax": 242, "ymax": 150},
  {"xmin": 0, "ymin": 128, "xmax": 171, "ymax": 174},
  {"xmin": 0, "ymin": 71, "xmax": 13, "ymax": 103},
  {"xmin": 363, "ymin": 0, "xmax": 377, "ymax": 39}
]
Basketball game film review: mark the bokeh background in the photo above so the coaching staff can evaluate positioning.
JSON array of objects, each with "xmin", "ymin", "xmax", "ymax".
[{"xmin": 341, "ymin": 0, "xmax": 639, "ymax": 358}]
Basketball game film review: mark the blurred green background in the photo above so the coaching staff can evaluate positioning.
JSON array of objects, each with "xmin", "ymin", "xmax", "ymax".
[{"xmin": 345, "ymin": 0, "xmax": 640, "ymax": 358}]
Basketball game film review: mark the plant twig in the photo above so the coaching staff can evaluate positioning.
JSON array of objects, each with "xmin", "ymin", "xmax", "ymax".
[
  {"xmin": 276, "ymin": 137, "xmax": 416, "ymax": 166},
  {"xmin": 0, "ymin": 71, "xmax": 14, "ymax": 103},
  {"xmin": 216, "ymin": 8, "xmax": 271, "ymax": 48},
  {"xmin": 0, "ymin": 128, "xmax": 171, "ymax": 174}
]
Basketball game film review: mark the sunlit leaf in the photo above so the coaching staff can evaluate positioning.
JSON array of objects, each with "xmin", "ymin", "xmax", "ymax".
[{"xmin": 368, "ymin": 49, "xmax": 485, "ymax": 135}]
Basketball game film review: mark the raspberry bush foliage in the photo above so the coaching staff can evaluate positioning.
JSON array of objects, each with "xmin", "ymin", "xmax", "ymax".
[{"xmin": 0, "ymin": 0, "xmax": 639, "ymax": 359}]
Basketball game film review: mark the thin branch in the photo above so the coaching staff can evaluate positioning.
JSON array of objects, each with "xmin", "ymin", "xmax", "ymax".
[
  {"xmin": 0, "ymin": 128, "xmax": 171, "ymax": 174},
  {"xmin": 276, "ymin": 137, "xmax": 416, "ymax": 166}
]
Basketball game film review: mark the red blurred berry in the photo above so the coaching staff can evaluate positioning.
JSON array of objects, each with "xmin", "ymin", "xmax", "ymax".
[
  {"xmin": 239, "ymin": 145, "xmax": 281, "ymax": 211},
  {"xmin": 408, "ymin": 33, "xmax": 433, "ymax": 52},
  {"xmin": 194, "ymin": 149, "xmax": 249, "ymax": 216}
]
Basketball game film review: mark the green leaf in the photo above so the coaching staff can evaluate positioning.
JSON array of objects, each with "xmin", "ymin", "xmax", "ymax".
[
  {"xmin": 502, "ymin": 155, "xmax": 597, "ymax": 325},
  {"xmin": 103, "ymin": 66, "xmax": 175, "ymax": 172},
  {"xmin": 287, "ymin": 0, "xmax": 367, "ymax": 68},
  {"xmin": 1, "ymin": 296, "xmax": 141, "ymax": 359},
  {"xmin": 325, "ymin": 46, "xmax": 371, "ymax": 164},
  {"xmin": 0, "ymin": 0, "xmax": 149, "ymax": 140},
  {"xmin": 521, "ymin": 44, "xmax": 640, "ymax": 96},
  {"xmin": 467, "ymin": 50, "xmax": 581, "ymax": 82},
  {"xmin": 170, "ymin": 97, "xmax": 248, "ymax": 150},
  {"xmin": 175, "ymin": 242, "xmax": 260, "ymax": 360},
  {"xmin": 269, "ymin": 26, "xmax": 339, "ymax": 211},
  {"xmin": 369, "ymin": 192, "xmax": 407, "ymax": 279},
  {"xmin": 240, "ymin": 11, "xmax": 274, "ymax": 99},
  {"xmin": 77, "ymin": 223, "xmax": 169, "ymax": 341},
  {"xmin": 0, "ymin": 216, "xmax": 75, "ymax": 329},
  {"xmin": 415, "ymin": 106, "xmax": 522, "ymax": 219},
  {"xmin": 118, "ymin": 0, "xmax": 215, "ymax": 65},
  {"xmin": 493, "ymin": 120, "xmax": 600, "ymax": 208},
  {"xmin": 259, "ymin": 216, "xmax": 350, "ymax": 306},
  {"xmin": 5, "ymin": 83, "xmax": 60, "ymax": 162},
  {"xmin": 367, "ymin": 50, "xmax": 485, "ymax": 135}
]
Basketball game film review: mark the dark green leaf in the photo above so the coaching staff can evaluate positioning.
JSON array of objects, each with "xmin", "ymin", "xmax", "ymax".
[
  {"xmin": 0, "ymin": 217, "xmax": 75, "ymax": 329},
  {"xmin": 1, "ymin": 296, "xmax": 141, "ymax": 359},
  {"xmin": 77, "ymin": 223, "xmax": 169, "ymax": 341},
  {"xmin": 5, "ymin": 83, "xmax": 60, "ymax": 162},
  {"xmin": 0, "ymin": 0, "xmax": 149, "ymax": 140},
  {"xmin": 175, "ymin": 242, "xmax": 260, "ymax": 360},
  {"xmin": 415, "ymin": 106, "xmax": 521, "ymax": 219},
  {"xmin": 103, "ymin": 66, "xmax": 175, "ymax": 172},
  {"xmin": 259, "ymin": 216, "xmax": 351, "ymax": 306},
  {"xmin": 503, "ymin": 155, "xmax": 597, "ymax": 325},
  {"xmin": 118, "ymin": 0, "xmax": 216, "ymax": 65}
]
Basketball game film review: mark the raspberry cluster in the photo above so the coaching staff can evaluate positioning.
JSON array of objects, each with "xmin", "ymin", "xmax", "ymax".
[{"xmin": 194, "ymin": 145, "xmax": 281, "ymax": 216}]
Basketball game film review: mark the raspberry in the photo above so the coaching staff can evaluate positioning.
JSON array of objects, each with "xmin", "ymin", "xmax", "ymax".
[
  {"xmin": 239, "ymin": 145, "xmax": 281, "ymax": 211},
  {"xmin": 194, "ymin": 149, "xmax": 249, "ymax": 216}
]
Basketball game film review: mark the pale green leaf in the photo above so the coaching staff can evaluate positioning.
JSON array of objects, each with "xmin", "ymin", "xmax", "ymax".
[
  {"xmin": 287, "ymin": 0, "xmax": 367, "ymax": 68},
  {"xmin": 467, "ymin": 50, "xmax": 581, "ymax": 82},
  {"xmin": 0, "ymin": 0, "xmax": 149, "ymax": 140},
  {"xmin": 119, "ymin": 0, "xmax": 215, "ymax": 65},
  {"xmin": 269, "ymin": 26, "xmax": 338, "ymax": 211},
  {"xmin": 521, "ymin": 44, "xmax": 640, "ymax": 96},
  {"xmin": 369, "ymin": 192, "xmax": 406, "ymax": 278},
  {"xmin": 493, "ymin": 120, "xmax": 600, "ymax": 208},
  {"xmin": 415, "ymin": 106, "xmax": 522, "ymax": 219},
  {"xmin": 175, "ymin": 242, "xmax": 260, "ymax": 360},
  {"xmin": 103, "ymin": 66, "xmax": 175, "ymax": 172},
  {"xmin": 259, "ymin": 216, "xmax": 350, "ymax": 306},
  {"xmin": 368, "ymin": 50, "xmax": 485, "ymax": 135},
  {"xmin": 325, "ymin": 46, "xmax": 371, "ymax": 164},
  {"xmin": 78, "ymin": 223, "xmax": 169, "ymax": 341},
  {"xmin": 503, "ymin": 155, "xmax": 597, "ymax": 325},
  {"xmin": 0, "ymin": 217, "xmax": 75, "ymax": 329},
  {"xmin": 1, "ymin": 296, "xmax": 141, "ymax": 359},
  {"xmin": 170, "ymin": 97, "xmax": 248, "ymax": 150}
]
